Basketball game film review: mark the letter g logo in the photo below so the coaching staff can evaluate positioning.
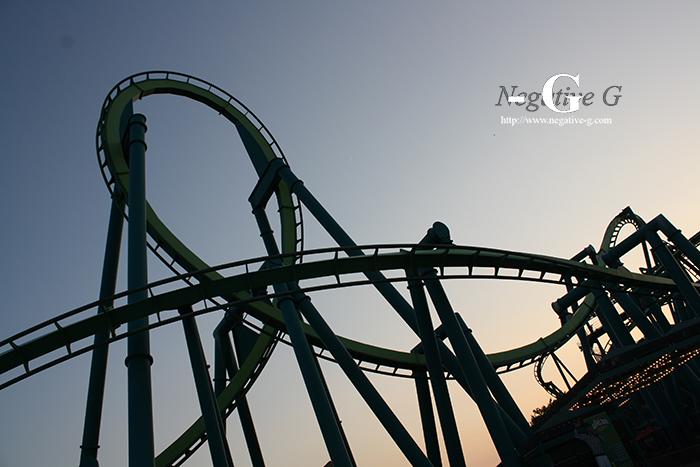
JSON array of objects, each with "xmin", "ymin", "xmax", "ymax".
[{"xmin": 542, "ymin": 73, "xmax": 581, "ymax": 113}]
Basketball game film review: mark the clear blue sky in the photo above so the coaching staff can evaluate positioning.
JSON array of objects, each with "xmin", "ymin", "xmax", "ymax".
[{"xmin": 1, "ymin": 2, "xmax": 699, "ymax": 466}]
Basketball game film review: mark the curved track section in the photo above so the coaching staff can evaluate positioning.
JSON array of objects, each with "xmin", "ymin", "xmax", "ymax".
[
  {"xmin": 0, "ymin": 242, "xmax": 690, "ymax": 465},
  {"xmin": 2, "ymin": 72, "xmax": 700, "ymax": 467},
  {"xmin": 0, "ymin": 243, "xmax": 681, "ymax": 381},
  {"xmin": 97, "ymin": 71, "xmax": 301, "ymax": 278},
  {"xmin": 532, "ymin": 207, "xmax": 646, "ymax": 396},
  {"xmin": 97, "ymin": 72, "xmax": 308, "ymax": 465}
]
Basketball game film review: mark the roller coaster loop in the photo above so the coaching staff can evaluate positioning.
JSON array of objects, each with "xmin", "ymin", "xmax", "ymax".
[{"xmin": 2, "ymin": 71, "xmax": 700, "ymax": 467}]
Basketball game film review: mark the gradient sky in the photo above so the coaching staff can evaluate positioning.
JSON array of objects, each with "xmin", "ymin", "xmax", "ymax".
[{"xmin": 1, "ymin": 2, "xmax": 699, "ymax": 466}]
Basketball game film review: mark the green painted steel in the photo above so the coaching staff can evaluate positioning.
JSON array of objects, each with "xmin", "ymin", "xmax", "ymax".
[
  {"xmin": 79, "ymin": 197, "xmax": 125, "ymax": 467},
  {"xmin": 3, "ymin": 73, "xmax": 681, "ymax": 385},
  {"xmin": 408, "ymin": 275, "xmax": 466, "ymax": 467},
  {"xmin": 0, "ymin": 245, "xmax": 683, "ymax": 383},
  {"xmin": 2, "ymin": 71, "xmax": 700, "ymax": 466},
  {"xmin": 156, "ymin": 325, "xmax": 277, "ymax": 467},
  {"xmin": 125, "ymin": 113, "xmax": 156, "ymax": 467},
  {"xmin": 97, "ymin": 73, "xmax": 299, "ymax": 278},
  {"xmin": 179, "ymin": 306, "xmax": 233, "ymax": 467}
]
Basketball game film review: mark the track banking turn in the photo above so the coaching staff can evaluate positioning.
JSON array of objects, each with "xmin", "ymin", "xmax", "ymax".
[{"xmin": 1, "ymin": 72, "xmax": 697, "ymax": 467}]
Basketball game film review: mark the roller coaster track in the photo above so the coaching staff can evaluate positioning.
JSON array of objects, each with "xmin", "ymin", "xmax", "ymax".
[
  {"xmin": 0, "ymin": 249, "xmax": 688, "ymax": 464},
  {"xmin": 1, "ymin": 242, "xmax": 683, "ymax": 382},
  {"xmin": 2, "ymin": 71, "xmax": 699, "ymax": 467},
  {"xmin": 533, "ymin": 208, "xmax": 645, "ymax": 398}
]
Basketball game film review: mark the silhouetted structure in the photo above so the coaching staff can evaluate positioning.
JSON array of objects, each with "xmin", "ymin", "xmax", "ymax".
[{"xmin": 1, "ymin": 72, "xmax": 699, "ymax": 467}]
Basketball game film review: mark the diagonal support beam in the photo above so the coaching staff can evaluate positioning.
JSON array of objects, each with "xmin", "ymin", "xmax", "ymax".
[
  {"xmin": 179, "ymin": 305, "xmax": 234, "ymax": 467},
  {"xmin": 294, "ymin": 293, "xmax": 434, "ymax": 467},
  {"xmin": 406, "ymin": 275, "xmax": 466, "ymax": 467}
]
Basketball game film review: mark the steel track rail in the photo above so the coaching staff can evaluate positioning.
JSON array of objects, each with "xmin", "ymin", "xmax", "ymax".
[
  {"xmin": 0, "ymin": 243, "xmax": 683, "ymax": 387},
  {"xmin": 3, "ymin": 72, "xmax": 694, "ymax": 466},
  {"xmin": 96, "ymin": 71, "xmax": 301, "ymax": 467}
]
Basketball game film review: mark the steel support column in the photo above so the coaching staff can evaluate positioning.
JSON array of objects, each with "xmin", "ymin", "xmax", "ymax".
[
  {"xmin": 414, "ymin": 370, "xmax": 442, "ymax": 467},
  {"xmin": 276, "ymin": 292, "xmax": 354, "ymax": 467},
  {"xmin": 79, "ymin": 195, "xmax": 125, "ymax": 467},
  {"xmin": 456, "ymin": 314, "xmax": 532, "ymax": 436},
  {"xmin": 671, "ymin": 294, "xmax": 687, "ymax": 323},
  {"xmin": 645, "ymin": 231, "xmax": 700, "ymax": 317},
  {"xmin": 214, "ymin": 313, "xmax": 266, "ymax": 467},
  {"xmin": 307, "ymin": 338, "xmax": 357, "ymax": 467},
  {"xmin": 422, "ymin": 273, "xmax": 522, "ymax": 466},
  {"xmin": 294, "ymin": 293, "xmax": 433, "ymax": 467},
  {"xmin": 638, "ymin": 293, "xmax": 672, "ymax": 334},
  {"xmin": 576, "ymin": 328, "xmax": 597, "ymax": 371},
  {"xmin": 276, "ymin": 166, "xmax": 419, "ymax": 330},
  {"xmin": 274, "ymin": 169, "xmax": 526, "ymax": 459},
  {"xmin": 610, "ymin": 289, "xmax": 662, "ymax": 339},
  {"xmin": 124, "ymin": 114, "xmax": 155, "ymax": 467},
  {"xmin": 251, "ymin": 204, "xmax": 352, "ymax": 467},
  {"xmin": 591, "ymin": 289, "xmax": 635, "ymax": 348},
  {"xmin": 656, "ymin": 215, "xmax": 700, "ymax": 271},
  {"xmin": 407, "ymin": 277, "xmax": 466, "ymax": 467},
  {"xmin": 179, "ymin": 306, "xmax": 233, "ymax": 467},
  {"xmin": 435, "ymin": 339, "xmax": 529, "ymax": 448}
]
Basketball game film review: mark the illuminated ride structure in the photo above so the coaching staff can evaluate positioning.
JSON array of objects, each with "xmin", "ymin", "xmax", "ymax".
[{"xmin": 1, "ymin": 72, "xmax": 700, "ymax": 467}]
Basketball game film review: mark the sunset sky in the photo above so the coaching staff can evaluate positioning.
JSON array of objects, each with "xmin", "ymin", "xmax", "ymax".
[{"xmin": 1, "ymin": 2, "xmax": 699, "ymax": 466}]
